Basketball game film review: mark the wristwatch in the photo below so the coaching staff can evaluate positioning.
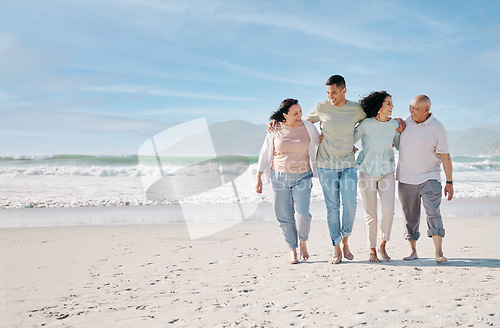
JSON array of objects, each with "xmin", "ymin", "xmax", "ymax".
[{"xmin": 446, "ymin": 181, "xmax": 453, "ymax": 184}]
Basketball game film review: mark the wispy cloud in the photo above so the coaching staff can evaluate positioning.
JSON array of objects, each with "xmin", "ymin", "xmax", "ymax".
[
  {"xmin": 142, "ymin": 105, "xmax": 245, "ymax": 116},
  {"xmin": 144, "ymin": 107, "xmax": 220, "ymax": 115},
  {"xmin": 206, "ymin": 58, "xmax": 318, "ymax": 87},
  {"xmin": 108, "ymin": 0, "xmax": 458, "ymax": 53},
  {"xmin": 1, "ymin": 107, "xmax": 168, "ymax": 133},
  {"xmin": 0, "ymin": 33, "xmax": 16, "ymax": 55},
  {"xmin": 0, "ymin": 90, "xmax": 32, "ymax": 107},
  {"xmin": 82, "ymin": 85, "xmax": 261, "ymax": 102},
  {"xmin": 477, "ymin": 46, "xmax": 500, "ymax": 71},
  {"xmin": 113, "ymin": 0, "xmax": 190, "ymax": 14},
  {"xmin": 0, "ymin": 34, "xmax": 59, "ymax": 78},
  {"xmin": 1, "ymin": 0, "xmax": 499, "ymax": 155},
  {"xmin": 125, "ymin": 1, "xmax": 387, "ymax": 49}
]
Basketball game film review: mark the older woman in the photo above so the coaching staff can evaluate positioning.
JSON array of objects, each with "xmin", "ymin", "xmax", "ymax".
[
  {"xmin": 256, "ymin": 98, "xmax": 320, "ymax": 264},
  {"xmin": 355, "ymin": 91, "xmax": 400, "ymax": 262}
]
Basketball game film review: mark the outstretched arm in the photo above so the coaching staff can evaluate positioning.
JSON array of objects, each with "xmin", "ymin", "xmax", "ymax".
[{"xmin": 439, "ymin": 153, "xmax": 454, "ymax": 201}]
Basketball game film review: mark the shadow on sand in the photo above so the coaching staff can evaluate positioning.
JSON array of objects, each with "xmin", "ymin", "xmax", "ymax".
[
  {"xmin": 291, "ymin": 258, "xmax": 500, "ymax": 268},
  {"xmin": 360, "ymin": 257, "xmax": 500, "ymax": 268}
]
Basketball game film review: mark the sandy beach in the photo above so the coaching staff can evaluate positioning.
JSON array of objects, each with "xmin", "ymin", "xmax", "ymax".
[
  {"xmin": 3, "ymin": 0, "xmax": 500, "ymax": 326},
  {"xmin": 1, "ymin": 199, "xmax": 499, "ymax": 327}
]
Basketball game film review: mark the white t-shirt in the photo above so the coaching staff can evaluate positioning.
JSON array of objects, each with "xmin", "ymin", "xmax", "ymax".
[{"xmin": 396, "ymin": 114, "xmax": 449, "ymax": 185}]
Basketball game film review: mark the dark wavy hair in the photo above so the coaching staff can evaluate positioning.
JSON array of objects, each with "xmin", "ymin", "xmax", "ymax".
[
  {"xmin": 360, "ymin": 91, "xmax": 392, "ymax": 118},
  {"xmin": 270, "ymin": 98, "xmax": 299, "ymax": 122}
]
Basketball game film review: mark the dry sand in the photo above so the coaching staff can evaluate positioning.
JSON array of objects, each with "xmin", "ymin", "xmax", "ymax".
[{"xmin": 1, "ymin": 207, "xmax": 499, "ymax": 327}]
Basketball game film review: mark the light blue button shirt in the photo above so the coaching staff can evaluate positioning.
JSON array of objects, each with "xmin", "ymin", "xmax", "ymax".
[{"xmin": 354, "ymin": 118, "xmax": 400, "ymax": 178}]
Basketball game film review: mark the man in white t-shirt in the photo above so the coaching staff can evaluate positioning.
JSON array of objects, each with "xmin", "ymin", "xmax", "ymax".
[{"xmin": 396, "ymin": 95, "xmax": 454, "ymax": 263}]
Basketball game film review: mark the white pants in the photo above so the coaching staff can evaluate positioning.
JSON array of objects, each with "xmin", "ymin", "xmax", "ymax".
[{"xmin": 358, "ymin": 171, "xmax": 395, "ymax": 248}]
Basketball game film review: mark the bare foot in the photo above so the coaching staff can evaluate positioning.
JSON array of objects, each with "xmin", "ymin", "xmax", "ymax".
[
  {"xmin": 433, "ymin": 236, "xmax": 447, "ymax": 263},
  {"xmin": 435, "ymin": 256, "xmax": 448, "ymax": 263},
  {"xmin": 288, "ymin": 249, "xmax": 298, "ymax": 264},
  {"xmin": 369, "ymin": 251, "xmax": 380, "ymax": 263},
  {"xmin": 435, "ymin": 251, "xmax": 447, "ymax": 263},
  {"xmin": 299, "ymin": 241, "xmax": 309, "ymax": 261},
  {"xmin": 329, "ymin": 253, "xmax": 342, "ymax": 264},
  {"xmin": 403, "ymin": 252, "xmax": 418, "ymax": 260},
  {"xmin": 342, "ymin": 243, "xmax": 354, "ymax": 260},
  {"xmin": 379, "ymin": 247, "xmax": 391, "ymax": 261}
]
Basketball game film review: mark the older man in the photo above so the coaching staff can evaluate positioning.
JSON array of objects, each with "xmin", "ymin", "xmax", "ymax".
[{"xmin": 396, "ymin": 95, "xmax": 454, "ymax": 263}]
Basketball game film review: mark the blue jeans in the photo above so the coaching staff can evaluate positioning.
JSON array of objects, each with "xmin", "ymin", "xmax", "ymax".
[
  {"xmin": 271, "ymin": 169, "xmax": 313, "ymax": 250},
  {"xmin": 318, "ymin": 167, "xmax": 358, "ymax": 246}
]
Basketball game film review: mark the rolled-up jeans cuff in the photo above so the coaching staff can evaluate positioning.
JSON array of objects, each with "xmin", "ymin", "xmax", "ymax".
[
  {"xmin": 405, "ymin": 232, "xmax": 420, "ymax": 241},
  {"xmin": 332, "ymin": 235, "xmax": 343, "ymax": 246},
  {"xmin": 342, "ymin": 231, "xmax": 352, "ymax": 238},
  {"xmin": 427, "ymin": 228, "xmax": 445, "ymax": 238}
]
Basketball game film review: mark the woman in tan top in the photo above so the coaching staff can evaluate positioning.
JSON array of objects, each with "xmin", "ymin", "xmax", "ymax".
[{"xmin": 256, "ymin": 99, "xmax": 320, "ymax": 264}]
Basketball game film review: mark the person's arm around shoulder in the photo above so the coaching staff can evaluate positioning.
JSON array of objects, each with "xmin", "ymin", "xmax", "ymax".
[
  {"xmin": 304, "ymin": 120, "xmax": 320, "ymax": 146},
  {"xmin": 394, "ymin": 117, "xmax": 406, "ymax": 133},
  {"xmin": 393, "ymin": 132, "xmax": 401, "ymax": 150},
  {"xmin": 357, "ymin": 105, "xmax": 367, "ymax": 123},
  {"xmin": 267, "ymin": 120, "xmax": 280, "ymax": 133},
  {"xmin": 392, "ymin": 119, "xmax": 402, "ymax": 150},
  {"xmin": 438, "ymin": 153, "xmax": 454, "ymax": 201},
  {"xmin": 353, "ymin": 120, "xmax": 365, "ymax": 144},
  {"xmin": 304, "ymin": 102, "xmax": 320, "ymax": 124}
]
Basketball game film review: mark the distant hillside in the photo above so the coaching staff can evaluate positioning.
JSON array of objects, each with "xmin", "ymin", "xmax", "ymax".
[{"xmin": 208, "ymin": 121, "xmax": 500, "ymax": 156}]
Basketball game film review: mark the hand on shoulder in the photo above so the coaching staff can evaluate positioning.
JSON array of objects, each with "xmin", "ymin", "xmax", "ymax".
[
  {"xmin": 267, "ymin": 120, "xmax": 280, "ymax": 133},
  {"xmin": 394, "ymin": 118, "xmax": 406, "ymax": 132}
]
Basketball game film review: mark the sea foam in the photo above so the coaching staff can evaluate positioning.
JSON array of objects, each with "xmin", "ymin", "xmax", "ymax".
[{"xmin": 1, "ymin": 155, "xmax": 499, "ymax": 209}]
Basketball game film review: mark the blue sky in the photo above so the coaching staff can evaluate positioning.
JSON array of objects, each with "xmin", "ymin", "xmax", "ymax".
[{"xmin": 1, "ymin": 0, "xmax": 499, "ymax": 155}]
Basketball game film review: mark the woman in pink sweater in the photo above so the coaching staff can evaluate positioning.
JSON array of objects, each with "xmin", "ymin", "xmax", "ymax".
[{"xmin": 256, "ymin": 99, "xmax": 320, "ymax": 264}]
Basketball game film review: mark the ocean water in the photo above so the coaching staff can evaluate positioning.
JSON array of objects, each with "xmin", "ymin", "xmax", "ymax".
[{"xmin": 1, "ymin": 154, "xmax": 499, "ymax": 209}]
